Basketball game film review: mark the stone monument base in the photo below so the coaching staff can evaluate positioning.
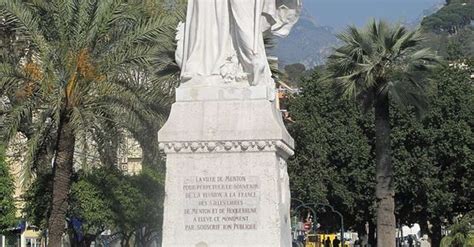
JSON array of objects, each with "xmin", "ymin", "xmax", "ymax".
[{"xmin": 158, "ymin": 88, "xmax": 294, "ymax": 247}]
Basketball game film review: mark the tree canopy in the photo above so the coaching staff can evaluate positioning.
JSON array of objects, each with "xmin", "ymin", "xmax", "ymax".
[
  {"xmin": 287, "ymin": 71, "xmax": 376, "ymax": 236},
  {"xmin": 24, "ymin": 166, "xmax": 165, "ymax": 246},
  {"xmin": 421, "ymin": 0, "xmax": 474, "ymax": 60},
  {"xmin": 287, "ymin": 61, "xmax": 472, "ymax": 247},
  {"xmin": 421, "ymin": 0, "xmax": 474, "ymax": 34},
  {"xmin": 0, "ymin": 0, "xmax": 180, "ymax": 245},
  {"xmin": 0, "ymin": 145, "xmax": 17, "ymax": 233},
  {"xmin": 286, "ymin": 14, "xmax": 474, "ymax": 246},
  {"xmin": 324, "ymin": 20, "xmax": 439, "ymax": 247}
]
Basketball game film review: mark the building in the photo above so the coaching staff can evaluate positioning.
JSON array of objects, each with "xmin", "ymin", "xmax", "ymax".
[
  {"xmin": 276, "ymin": 80, "xmax": 300, "ymax": 123},
  {"xmin": 118, "ymin": 134, "xmax": 143, "ymax": 175}
]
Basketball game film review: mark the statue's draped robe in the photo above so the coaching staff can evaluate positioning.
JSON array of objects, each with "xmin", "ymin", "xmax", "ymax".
[{"xmin": 177, "ymin": 0, "xmax": 301, "ymax": 86}]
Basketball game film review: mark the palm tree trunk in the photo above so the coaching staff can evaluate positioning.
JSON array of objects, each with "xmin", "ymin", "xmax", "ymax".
[
  {"xmin": 374, "ymin": 94, "xmax": 395, "ymax": 247},
  {"xmin": 48, "ymin": 113, "xmax": 76, "ymax": 247}
]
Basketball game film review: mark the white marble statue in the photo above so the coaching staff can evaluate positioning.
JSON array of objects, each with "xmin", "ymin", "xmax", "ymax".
[{"xmin": 176, "ymin": 0, "xmax": 301, "ymax": 87}]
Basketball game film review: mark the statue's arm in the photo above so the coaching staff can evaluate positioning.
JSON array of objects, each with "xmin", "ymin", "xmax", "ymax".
[{"xmin": 175, "ymin": 22, "xmax": 185, "ymax": 69}]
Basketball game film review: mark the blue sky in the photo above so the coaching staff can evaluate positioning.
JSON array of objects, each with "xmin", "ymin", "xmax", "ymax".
[{"xmin": 303, "ymin": 0, "xmax": 444, "ymax": 29}]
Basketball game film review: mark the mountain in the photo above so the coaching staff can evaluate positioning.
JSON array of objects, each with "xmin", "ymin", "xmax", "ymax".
[
  {"xmin": 302, "ymin": 0, "xmax": 444, "ymax": 29},
  {"xmin": 421, "ymin": 0, "xmax": 474, "ymax": 59},
  {"xmin": 270, "ymin": 18, "xmax": 339, "ymax": 68},
  {"xmin": 403, "ymin": 2, "xmax": 445, "ymax": 28},
  {"xmin": 272, "ymin": 0, "xmax": 444, "ymax": 69}
]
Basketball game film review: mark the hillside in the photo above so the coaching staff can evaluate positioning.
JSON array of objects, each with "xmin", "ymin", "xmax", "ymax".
[
  {"xmin": 272, "ymin": 0, "xmax": 444, "ymax": 69},
  {"xmin": 270, "ymin": 18, "xmax": 339, "ymax": 68},
  {"xmin": 421, "ymin": 0, "xmax": 474, "ymax": 33},
  {"xmin": 421, "ymin": 0, "xmax": 474, "ymax": 59}
]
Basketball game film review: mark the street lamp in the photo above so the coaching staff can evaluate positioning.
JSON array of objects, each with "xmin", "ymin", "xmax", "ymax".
[
  {"xmin": 291, "ymin": 199, "xmax": 345, "ymax": 247},
  {"xmin": 304, "ymin": 203, "xmax": 345, "ymax": 247}
]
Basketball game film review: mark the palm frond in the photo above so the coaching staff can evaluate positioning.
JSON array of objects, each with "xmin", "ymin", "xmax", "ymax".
[
  {"xmin": 20, "ymin": 111, "xmax": 53, "ymax": 188},
  {"xmin": 84, "ymin": 0, "xmax": 124, "ymax": 48},
  {"xmin": 389, "ymin": 79, "xmax": 428, "ymax": 116},
  {"xmin": 50, "ymin": 0, "xmax": 75, "ymax": 44},
  {"xmin": 0, "ymin": 63, "xmax": 27, "ymax": 93},
  {"xmin": 409, "ymin": 48, "xmax": 441, "ymax": 64},
  {"xmin": 1, "ymin": 96, "xmax": 36, "ymax": 143},
  {"xmin": 0, "ymin": 0, "xmax": 50, "ymax": 56},
  {"xmin": 1, "ymin": 0, "xmax": 179, "ymax": 176},
  {"xmin": 327, "ymin": 19, "xmax": 441, "ymax": 112}
]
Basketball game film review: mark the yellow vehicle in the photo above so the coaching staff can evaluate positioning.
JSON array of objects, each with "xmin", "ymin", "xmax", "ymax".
[{"xmin": 305, "ymin": 233, "xmax": 322, "ymax": 247}]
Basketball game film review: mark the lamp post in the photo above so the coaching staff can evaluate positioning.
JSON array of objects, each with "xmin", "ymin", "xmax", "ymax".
[
  {"xmin": 304, "ymin": 203, "xmax": 345, "ymax": 247},
  {"xmin": 291, "ymin": 199, "xmax": 316, "ymax": 246},
  {"xmin": 291, "ymin": 199, "xmax": 345, "ymax": 247}
]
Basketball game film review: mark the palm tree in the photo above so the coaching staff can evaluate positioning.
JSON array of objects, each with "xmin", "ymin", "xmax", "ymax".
[
  {"xmin": 0, "ymin": 0, "xmax": 179, "ymax": 246},
  {"xmin": 326, "ymin": 20, "xmax": 439, "ymax": 247}
]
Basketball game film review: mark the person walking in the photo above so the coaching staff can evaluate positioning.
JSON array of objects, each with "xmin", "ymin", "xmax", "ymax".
[
  {"xmin": 332, "ymin": 236, "xmax": 341, "ymax": 247},
  {"xmin": 324, "ymin": 237, "xmax": 331, "ymax": 247}
]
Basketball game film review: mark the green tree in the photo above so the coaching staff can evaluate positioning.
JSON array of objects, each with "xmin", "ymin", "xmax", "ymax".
[
  {"xmin": 393, "ymin": 65, "xmax": 473, "ymax": 247},
  {"xmin": 69, "ymin": 173, "xmax": 114, "ymax": 246},
  {"xmin": 0, "ymin": 145, "xmax": 16, "ymax": 233},
  {"xmin": 0, "ymin": 0, "xmax": 179, "ymax": 245},
  {"xmin": 284, "ymin": 63, "xmax": 306, "ymax": 85},
  {"xmin": 420, "ymin": 0, "xmax": 474, "ymax": 60},
  {"xmin": 287, "ymin": 71, "xmax": 376, "ymax": 239},
  {"xmin": 24, "ymin": 166, "xmax": 166, "ymax": 247},
  {"xmin": 440, "ymin": 212, "xmax": 474, "ymax": 247},
  {"xmin": 326, "ymin": 20, "xmax": 439, "ymax": 246},
  {"xmin": 128, "ymin": 168, "xmax": 165, "ymax": 246},
  {"xmin": 288, "ymin": 66, "xmax": 471, "ymax": 247},
  {"xmin": 23, "ymin": 173, "xmax": 52, "ymax": 232},
  {"xmin": 421, "ymin": 1, "xmax": 474, "ymax": 34},
  {"xmin": 85, "ymin": 167, "xmax": 164, "ymax": 247}
]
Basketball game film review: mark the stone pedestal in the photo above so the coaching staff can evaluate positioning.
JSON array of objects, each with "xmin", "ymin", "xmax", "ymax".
[{"xmin": 158, "ymin": 85, "xmax": 294, "ymax": 247}]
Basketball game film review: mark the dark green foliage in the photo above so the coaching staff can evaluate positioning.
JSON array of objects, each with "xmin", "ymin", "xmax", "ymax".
[
  {"xmin": 284, "ymin": 63, "xmax": 306, "ymax": 85},
  {"xmin": 0, "ymin": 0, "xmax": 181, "ymax": 183},
  {"xmin": 0, "ymin": 17, "xmax": 27, "ymax": 66},
  {"xmin": 22, "ymin": 172, "xmax": 53, "ymax": 230},
  {"xmin": 287, "ymin": 71, "xmax": 376, "ymax": 233},
  {"xmin": 69, "ymin": 173, "xmax": 113, "ymax": 238},
  {"xmin": 421, "ymin": 0, "xmax": 474, "ymax": 60},
  {"xmin": 325, "ymin": 20, "xmax": 439, "ymax": 246},
  {"xmin": 23, "ymin": 167, "xmax": 165, "ymax": 245},
  {"xmin": 440, "ymin": 212, "xmax": 474, "ymax": 247},
  {"xmin": 393, "ymin": 65, "xmax": 474, "ymax": 245},
  {"xmin": 0, "ymin": 145, "xmax": 16, "ymax": 232},
  {"xmin": 0, "ymin": 1, "xmax": 180, "ymax": 243},
  {"xmin": 421, "ymin": 0, "xmax": 474, "ymax": 34},
  {"xmin": 288, "ymin": 64, "xmax": 473, "ymax": 246},
  {"xmin": 422, "ymin": 27, "xmax": 474, "ymax": 61}
]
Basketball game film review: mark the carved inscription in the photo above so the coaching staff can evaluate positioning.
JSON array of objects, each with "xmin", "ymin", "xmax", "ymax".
[{"xmin": 183, "ymin": 176, "xmax": 260, "ymax": 231}]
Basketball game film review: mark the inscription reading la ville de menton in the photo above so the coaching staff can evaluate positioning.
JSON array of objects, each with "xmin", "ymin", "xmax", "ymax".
[{"xmin": 183, "ymin": 176, "xmax": 260, "ymax": 231}]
